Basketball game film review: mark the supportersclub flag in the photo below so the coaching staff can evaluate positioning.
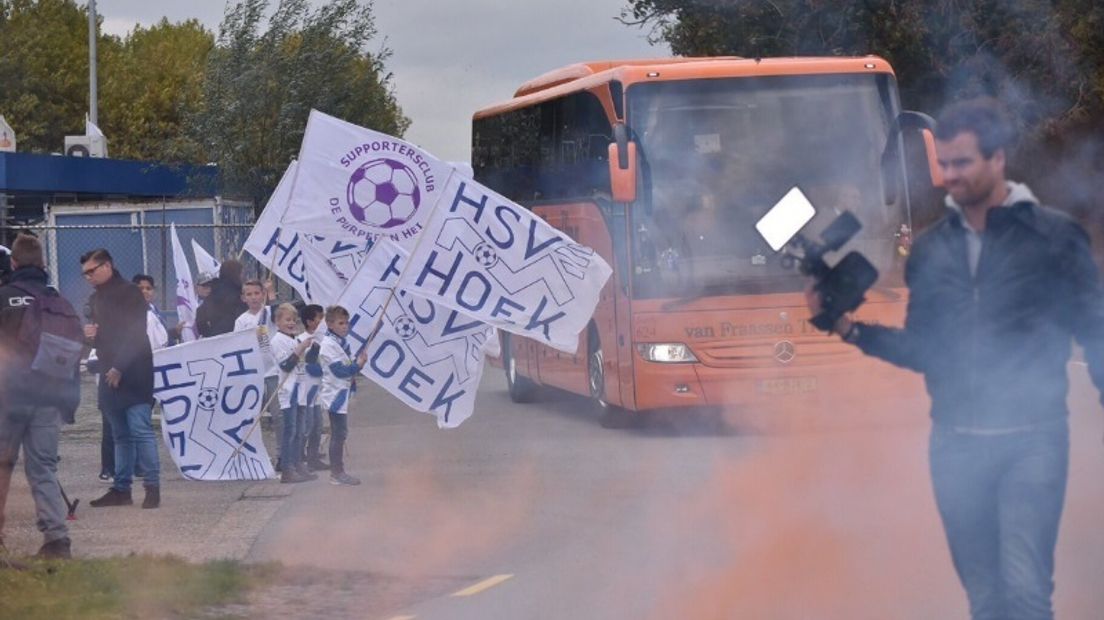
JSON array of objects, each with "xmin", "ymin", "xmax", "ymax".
[
  {"xmin": 402, "ymin": 175, "xmax": 612, "ymax": 354},
  {"xmin": 244, "ymin": 160, "xmax": 371, "ymax": 303},
  {"xmin": 335, "ymin": 239, "xmax": 495, "ymax": 428},
  {"xmin": 170, "ymin": 224, "xmax": 199, "ymax": 342},
  {"xmin": 280, "ymin": 110, "xmax": 456, "ymax": 246},
  {"xmin": 152, "ymin": 329, "xmax": 276, "ymax": 481}
]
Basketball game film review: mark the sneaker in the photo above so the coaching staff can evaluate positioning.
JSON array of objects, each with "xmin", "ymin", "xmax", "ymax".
[
  {"xmin": 307, "ymin": 459, "xmax": 330, "ymax": 471},
  {"xmin": 142, "ymin": 486, "xmax": 160, "ymax": 509},
  {"xmin": 98, "ymin": 472, "xmax": 112, "ymax": 484},
  {"xmin": 329, "ymin": 472, "xmax": 361, "ymax": 486},
  {"xmin": 295, "ymin": 465, "xmax": 318, "ymax": 481},
  {"xmin": 35, "ymin": 537, "xmax": 71, "ymax": 560},
  {"xmin": 89, "ymin": 488, "xmax": 133, "ymax": 507}
]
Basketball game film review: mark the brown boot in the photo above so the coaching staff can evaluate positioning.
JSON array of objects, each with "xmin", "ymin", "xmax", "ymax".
[
  {"xmin": 89, "ymin": 488, "xmax": 133, "ymax": 507},
  {"xmin": 142, "ymin": 486, "xmax": 160, "ymax": 509}
]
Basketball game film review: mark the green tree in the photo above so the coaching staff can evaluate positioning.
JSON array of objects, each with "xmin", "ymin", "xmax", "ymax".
[
  {"xmin": 0, "ymin": 0, "xmax": 104, "ymax": 153},
  {"xmin": 99, "ymin": 19, "xmax": 213, "ymax": 162},
  {"xmin": 190, "ymin": 0, "xmax": 409, "ymax": 209},
  {"xmin": 620, "ymin": 0, "xmax": 1095, "ymax": 124}
]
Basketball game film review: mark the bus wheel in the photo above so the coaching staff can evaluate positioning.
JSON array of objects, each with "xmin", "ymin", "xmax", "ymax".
[
  {"xmin": 502, "ymin": 332, "xmax": 536, "ymax": 403},
  {"xmin": 588, "ymin": 329, "xmax": 632, "ymax": 429}
]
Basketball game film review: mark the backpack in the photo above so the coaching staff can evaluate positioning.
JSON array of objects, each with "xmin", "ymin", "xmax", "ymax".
[{"xmin": 9, "ymin": 281, "xmax": 84, "ymax": 381}]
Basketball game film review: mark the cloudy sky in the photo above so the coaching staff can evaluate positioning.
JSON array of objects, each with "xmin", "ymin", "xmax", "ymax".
[{"xmin": 96, "ymin": 0, "xmax": 668, "ymax": 161}]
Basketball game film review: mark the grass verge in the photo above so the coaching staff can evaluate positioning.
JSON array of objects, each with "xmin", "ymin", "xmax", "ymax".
[{"xmin": 0, "ymin": 554, "xmax": 276, "ymax": 619}]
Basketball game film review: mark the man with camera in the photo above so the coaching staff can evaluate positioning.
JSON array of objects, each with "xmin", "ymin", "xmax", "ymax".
[{"xmin": 808, "ymin": 97, "xmax": 1104, "ymax": 619}]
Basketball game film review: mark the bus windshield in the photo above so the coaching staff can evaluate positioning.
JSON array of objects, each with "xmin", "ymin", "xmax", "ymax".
[{"xmin": 628, "ymin": 73, "xmax": 907, "ymax": 300}]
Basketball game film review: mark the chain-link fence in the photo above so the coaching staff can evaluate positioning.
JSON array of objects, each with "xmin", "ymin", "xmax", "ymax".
[{"xmin": 10, "ymin": 199, "xmax": 296, "ymax": 326}]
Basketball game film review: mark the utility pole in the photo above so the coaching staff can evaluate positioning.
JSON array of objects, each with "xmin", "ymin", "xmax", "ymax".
[{"xmin": 88, "ymin": 0, "xmax": 98, "ymax": 125}]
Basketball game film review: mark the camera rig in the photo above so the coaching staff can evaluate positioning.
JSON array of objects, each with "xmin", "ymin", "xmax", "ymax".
[{"xmin": 779, "ymin": 211, "xmax": 879, "ymax": 332}]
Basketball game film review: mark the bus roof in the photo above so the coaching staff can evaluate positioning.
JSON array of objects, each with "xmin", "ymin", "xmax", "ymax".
[{"xmin": 474, "ymin": 56, "xmax": 895, "ymax": 121}]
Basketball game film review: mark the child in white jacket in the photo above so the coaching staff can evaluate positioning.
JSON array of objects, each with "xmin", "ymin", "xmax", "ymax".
[{"xmin": 319, "ymin": 305, "xmax": 367, "ymax": 486}]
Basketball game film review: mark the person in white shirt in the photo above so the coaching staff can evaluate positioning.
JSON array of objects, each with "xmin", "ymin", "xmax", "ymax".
[
  {"xmin": 319, "ymin": 305, "xmax": 366, "ymax": 486},
  {"xmin": 270, "ymin": 303, "xmax": 317, "ymax": 484},
  {"xmin": 298, "ymin": 304, "xmax": 328, "ymax": 471},
  {"xmin": 132, "ymin": 274, "xmax": 169, "ymax": 350},
  {"xmin": 234, "ymin": 279, "xmax": 280, "ymax": 424}
]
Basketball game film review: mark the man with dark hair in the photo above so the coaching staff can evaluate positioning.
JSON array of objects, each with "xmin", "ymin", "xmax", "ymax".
[
  {"xmin": 809, "ymin": 97, "xmax": 1104, "ymax": 618},
  {"xmin": 196, "ymin": 259, "xmax": 246, "ymax": 337},
  {"xmin": 0, "ymin": 234, "xmax": 76, "ymax": 558},
  {"xmin": 81, "ymin": 249, "xmax": 162, "ymax": 510}
]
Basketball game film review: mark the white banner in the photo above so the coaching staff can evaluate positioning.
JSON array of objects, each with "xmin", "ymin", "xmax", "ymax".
[
  {"xmin": 335, "ymin": 239, "xmax": 494, "ymax": 428},
  {"xmin": 170, "ymin": 224, "xmax": 199, "ymax": 342},
  {"xmin": 191, "ymin": 239, "xmax": 221, "ymax": 281},
  {"xmin": 281, "ymin": 110, "xmax": 456, "ymax": 245},
  {"xmin": 301, "ymin": 235, "xmax": 349, "ymax": 306},
  {"xmin": 152, "ymin": 330, "xmax": 275, "ymax": 481},
  {"xmin": 244, "ymin": 161, "xmax": 371, "ymax": 303},
  {"xmin": 403, "ymin": 176, "xmax": 612, "ymax": 353}
]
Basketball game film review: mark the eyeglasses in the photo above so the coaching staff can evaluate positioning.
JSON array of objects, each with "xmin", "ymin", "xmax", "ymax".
[{"xmin": 82, "ymin": 262, "xmax": 107, "ymax": 278}]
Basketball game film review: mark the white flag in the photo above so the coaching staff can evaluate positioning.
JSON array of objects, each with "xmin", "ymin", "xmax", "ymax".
[
  {"xmin": 152, "ymin": 329, "xmax": 276, "ymax": 480},
  {"xmin": 301, "ymin": 236, "xmax": 349, "ymax": 306},
  {"xmin": 85, "ymin": 115, "xmax": 105, "ymax": 138},
  {"xmin": 402, "ymin": 176, "xmax": 612, "ymax": 354},
  {"xmin": 280, "ymin": 110, "xmax": 456, "ymax": 245},
  {"xmin": 244, "ymin": 161, "xmax": 371, "ymax": 303},
  {"xmin": 336, "ymin": 239, "xmax": 493, "ymax": 428},
  {"xmin": 191, "ymin": 239, "xmax": 221, "ymax": 282},
  {"xmin": 170, "ymin": 224, "xmax": 199, "ymax": 342}
]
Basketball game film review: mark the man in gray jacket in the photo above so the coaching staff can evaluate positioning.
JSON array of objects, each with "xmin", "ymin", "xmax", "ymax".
[
  {"xmin": 0, "ymin": 235, "xmax": 75, "ymax": 559},
  {"xmin": 811, "ymin": 97, "xmax": 1104, "ymax": 619}
]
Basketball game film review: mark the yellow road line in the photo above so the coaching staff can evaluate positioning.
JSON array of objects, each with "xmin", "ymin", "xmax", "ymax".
[{"xmin": 451, "ymin": 574, "xmax": 514, "ymax": 597}]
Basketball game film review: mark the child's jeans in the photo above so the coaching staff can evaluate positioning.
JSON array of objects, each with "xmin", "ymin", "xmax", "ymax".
[
  {"xmin": 279, "ymin": 406, "xmax": 307, "ymax": 472},
  {"xmin": 328, "ymin": 412, "xmax": 348, "ymax": 474},
  {"xmin": 305, "ymin": 405, "xmax": 324, "ymax": 462}
]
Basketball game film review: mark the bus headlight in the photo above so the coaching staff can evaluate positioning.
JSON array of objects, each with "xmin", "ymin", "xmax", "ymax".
[{"xmin": 636, "ymin": 343, "xmax": 698, "ymax": 363}]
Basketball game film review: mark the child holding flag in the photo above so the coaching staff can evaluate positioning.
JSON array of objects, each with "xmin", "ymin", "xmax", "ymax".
[
  {"xmin": 319, "ymin": 306, "xmax": 367, "ymax": 486},
  {"xmin": 298, "ymin": 305, "xmax": 328, "ymax": 471},
  {"xmin": 270, "ymin": 303, "xmax": 316, "ymax": 483}
]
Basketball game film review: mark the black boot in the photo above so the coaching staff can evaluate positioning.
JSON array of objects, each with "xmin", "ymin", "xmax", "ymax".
[
  {"xmin": 90, "ymin": 488, "xmax": 133, "ymax": 507},
  {"xmin": 35, "ymin": 537, "xmax": 71, "ymax": 560},
  {"xmin": 142, "ymin": 486, "xmax": 160, "ymax": 509}
]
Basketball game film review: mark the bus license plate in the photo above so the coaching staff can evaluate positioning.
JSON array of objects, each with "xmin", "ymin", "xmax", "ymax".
[{"xmin": 756, "ymin": 377, "xmax": 818, "ymax": 395}]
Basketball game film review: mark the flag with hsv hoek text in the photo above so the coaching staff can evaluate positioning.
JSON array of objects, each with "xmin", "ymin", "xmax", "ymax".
[
  {"xmin": 152, "ymin": 330, "xmax": 275, "ymax": 481},
  {"xmin": 402, "ymin": 175, "xmax": 612, "ymax": 354},
  {"xmin": 244, "ymin": 160, "xmax": 372, "ymax": 303},
  {"xmin": 280, "ymin": 109, "xmax": 457, "ymax": 246},
  {"xmin": 334, "ymin": 239, "xmax": 494, "ymax": 428}
]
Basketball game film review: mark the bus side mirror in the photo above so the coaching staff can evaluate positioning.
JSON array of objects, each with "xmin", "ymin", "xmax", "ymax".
[
  {"xmin": 608, "ymin": 142, "xmax": 637, "ymax": 203},
  {"xmin": 920, "ymin": 127, "xmax": 944, "ymax": 188},
  {"xmin": 881, "ymin": 111, "xmax": 943, "ymax": 205},
  {"xmin": 609, "ymin": 122, "xmax": 636, "ymax": 202}
]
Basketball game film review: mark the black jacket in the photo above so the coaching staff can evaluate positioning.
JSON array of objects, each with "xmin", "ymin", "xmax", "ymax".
[
  {"xmin": 196, "ymin": 277, "xmax": 245, "ymax": 337},
  {"xmin": 854, "ymin": 196, "xmax": 1104, "ymax": 429},
  {"xmin": 0, "ymin": 266, "xmax": 79, "ymax": 417},
  {"xmin": 89, "ymin": 271, "xmax": 154, "ymax": 410}
]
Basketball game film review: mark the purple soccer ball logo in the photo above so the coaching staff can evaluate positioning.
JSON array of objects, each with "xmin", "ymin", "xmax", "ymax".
[{"xmin": 346, "ymin": 158, "xmax": 422, "ymax": 228}]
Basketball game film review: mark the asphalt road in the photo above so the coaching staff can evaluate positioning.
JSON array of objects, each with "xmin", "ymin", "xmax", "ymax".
[{"xmin": 249, "ymin": 363, "xmax": 1104, "ymax": 620}]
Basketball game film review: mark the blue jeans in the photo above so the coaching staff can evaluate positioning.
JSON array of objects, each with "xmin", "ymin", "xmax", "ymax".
[
  {"xmin": 304, "ymin": 405, "xmax": 324, "ymax": 461},
  {"xmin": 930, "ymin": 420, "xmax": 1068, "ymax": 620},
  {"xmin": 279, "ymin": 406, "xmax": 308, "ymax": 472},
  {"xmin": 105, "ymin": 402, "xmax": 160, "ymax": 491},
  {"xmin": 328, "ymin": 412, "xmax": 348, "ymax": 475}
]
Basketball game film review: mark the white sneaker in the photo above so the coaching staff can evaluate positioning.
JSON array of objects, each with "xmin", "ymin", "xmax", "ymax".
[{"xmin": 329, "ymin": 472, "xmax": 361, "ymax": 486}]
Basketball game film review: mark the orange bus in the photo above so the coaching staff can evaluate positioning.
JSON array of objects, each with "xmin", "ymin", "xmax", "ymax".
[{"xmin": 472, "ymin": 57, "xmax": 941, "ymax": 427}]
